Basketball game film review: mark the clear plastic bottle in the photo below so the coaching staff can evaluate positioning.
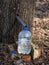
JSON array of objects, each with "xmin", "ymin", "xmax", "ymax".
[{"xmin": 17, "ymin": 26, "xmax": 32, "ymax": 54}]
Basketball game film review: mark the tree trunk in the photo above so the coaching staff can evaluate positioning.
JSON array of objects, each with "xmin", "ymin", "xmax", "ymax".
[{"xmin": 0, "ymin": 0, "xmax": 34, "ymax": 43}]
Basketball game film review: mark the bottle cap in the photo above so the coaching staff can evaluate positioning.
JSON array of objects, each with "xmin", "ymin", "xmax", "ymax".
[
  {"xmin": 10, "ymin": 50, "xmax": 17, "ymax": 54},
  {"xmin": 23, "ymin": 26, "xmax": 30, "ymax": 30}
]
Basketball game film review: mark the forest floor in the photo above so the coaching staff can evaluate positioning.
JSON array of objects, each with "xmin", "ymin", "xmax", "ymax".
[{"xmin": 0, "ymin": 43, "xmax": 49, "ymax": 65}]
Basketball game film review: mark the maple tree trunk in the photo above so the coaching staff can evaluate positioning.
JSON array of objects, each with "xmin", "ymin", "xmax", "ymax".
[{"xmin": 0, "ymin": 0, "xmax": 34, "ymax": 43}]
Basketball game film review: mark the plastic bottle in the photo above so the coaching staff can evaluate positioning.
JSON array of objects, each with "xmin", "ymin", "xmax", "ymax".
[{"xmin": 17, "ymin": 26, "xmax": 32, "ymax": 54}]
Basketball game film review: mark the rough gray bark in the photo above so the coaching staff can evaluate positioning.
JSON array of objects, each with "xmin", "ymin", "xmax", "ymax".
[{"xmin": 0, "ymin": 0, "xmax": 16, "ymax": 43}]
